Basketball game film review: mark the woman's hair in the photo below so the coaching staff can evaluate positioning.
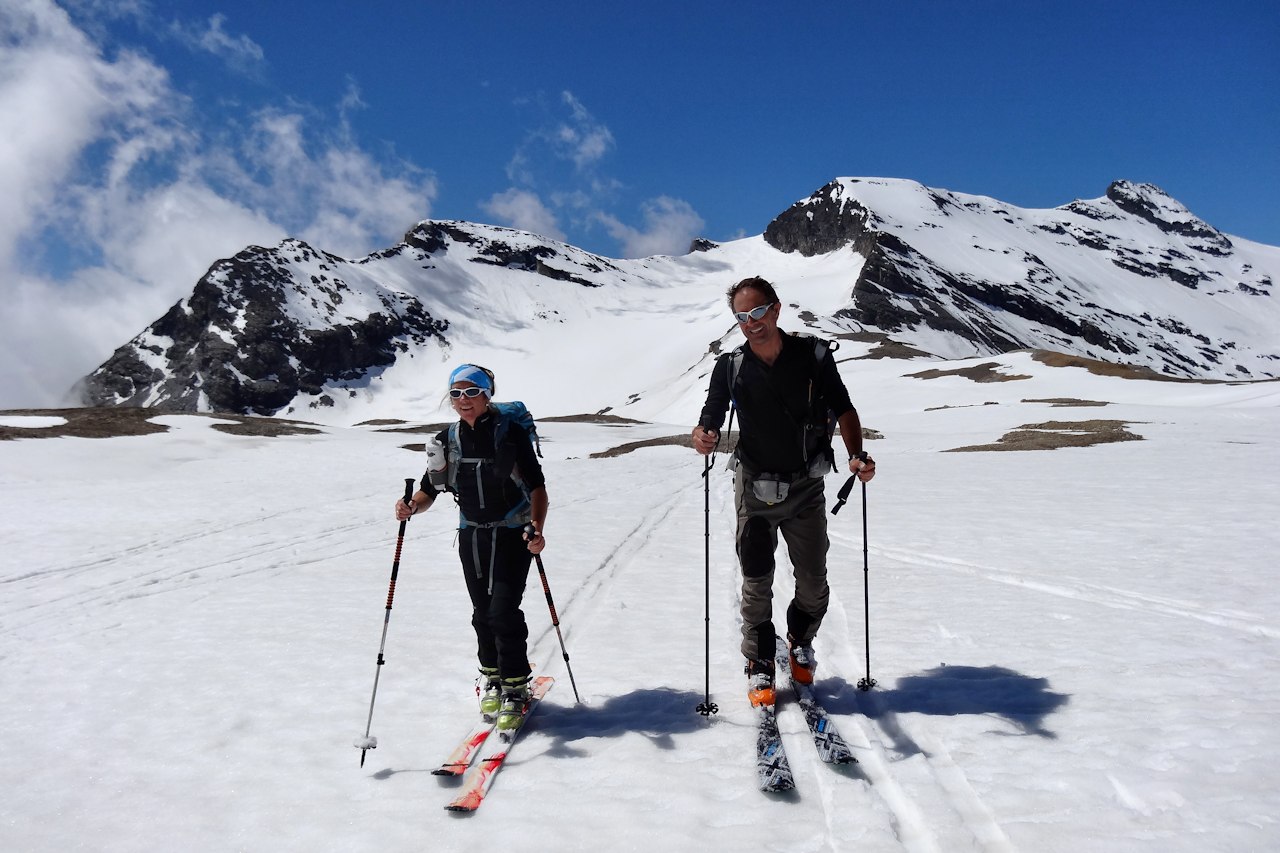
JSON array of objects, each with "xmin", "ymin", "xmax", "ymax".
[{"xmin": 726, "ymin": 276, "xmax": 779, "ymax": 308}]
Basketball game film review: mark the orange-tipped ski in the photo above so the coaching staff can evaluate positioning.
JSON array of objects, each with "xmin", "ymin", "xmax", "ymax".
[{"xmin": 444, "ymin": 676, "xmax": 553, "ymax": 812}]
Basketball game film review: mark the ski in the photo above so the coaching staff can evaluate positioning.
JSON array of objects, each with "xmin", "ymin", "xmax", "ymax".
[
  {"xmin": 775, "ymin": 637, "xmax": 857, "ymax": 764},
  {"xmin": 444, "ymin": 675, "xmax": 554, "ymax": 812},
  {"xmin": 431, "ymin": 718, "xmax": 496, "ymax": 777},
  {"xmin": 756, "ymin": 702, "xmax": 795, "ymax": 792}
]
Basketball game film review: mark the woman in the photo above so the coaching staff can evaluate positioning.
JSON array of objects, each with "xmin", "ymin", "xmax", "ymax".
[{"xmin": 395, "ymin": 364, "xmax": 548, "ymax": 732}]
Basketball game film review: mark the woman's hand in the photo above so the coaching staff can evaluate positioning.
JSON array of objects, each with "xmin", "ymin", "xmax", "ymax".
[
  {"xmin": 395, "ymin": 498, "xmax": 415, "ymax": 520},
  {"xmin": 524, "ymin": 524, "xmax": 546, "ymax": 555}
]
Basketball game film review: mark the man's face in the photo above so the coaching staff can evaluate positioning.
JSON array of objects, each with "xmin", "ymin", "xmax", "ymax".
[{"xmin": 732, "ymin": 288, "xmax": 779, "ymax": 347}]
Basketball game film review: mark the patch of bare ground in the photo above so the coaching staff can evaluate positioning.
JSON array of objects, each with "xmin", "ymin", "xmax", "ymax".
[
  {"xmin": 0, "ymin": 408, "xmax": 321, "ymax": 440},
  {"xmin": 925, "ymin": 402, "xmax": 1000, "ymax": 412},
  {"xmin": 382, "ymin": 412, "xmax": 645, "ymax": 441},
  {"xmin": 946, "ymin": 419, "xmax": 1143, "ymax": 452},
  {"xmin": 377, "ymin": 422, "xmax": 450, "ymax": 435},
  {"xmin": 857, "ymin": 340, "xmax": 935, "ymax": 360},
  {"xmin": 1023, "ymin": 398, "xmax": 1110, "ymax": 407},
  {"xmin": 590, "ymin": 433, "xmax": 703, "ymax": 459},
  {"xmin": 590, "ymin": 426, "xmax": 881, "ymax": 459},
  {"xmin": 908, "ymin": 362, "xmax": 1032, "ymax": 383},
  {"xmin": 210, "ymin": 418, "xmax": 321, "ymax": 437},
  {"xmin": 391, "ymin": 413, "xmax": 648, "ymax": 453},
  {"xmin": 541, "ymin": 413, "xmax": 646, "ymax": 425},
  {"xmin": 1027, "ymin": 349, "xmax": 1203, "ymax": 382}
]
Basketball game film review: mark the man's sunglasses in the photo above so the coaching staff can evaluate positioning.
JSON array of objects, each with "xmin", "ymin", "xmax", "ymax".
[
  {"xmin": 449, "ymin": 387, "xmax": 486, "ymax": 399},
  {"xmin": 734, "ymin": 303, "xmax": 775, "ymax": 324}
]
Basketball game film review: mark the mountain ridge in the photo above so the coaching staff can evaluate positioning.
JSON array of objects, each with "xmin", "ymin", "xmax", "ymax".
[{"xmin": 75, "ymin": 177, "xmax": 1280, "ymax": 424}]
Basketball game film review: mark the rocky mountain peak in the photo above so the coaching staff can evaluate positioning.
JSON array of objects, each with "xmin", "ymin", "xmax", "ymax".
[
  {"xmin": 763, "ymin": 179, "xmax": 880, "ymax": 257},
  {"xmin": 74, "ymin": 177, "xmax": 1280, "ymax": 421},
  {"xmin": 1105, "ymin": 180, "xmax": 1232, "ymax": 255}
]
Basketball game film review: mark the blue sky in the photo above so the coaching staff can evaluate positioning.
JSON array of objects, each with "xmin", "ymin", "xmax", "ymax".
[{"xmin": 1, "ymin": 0, "xmax": 1277, "ymax": 406}]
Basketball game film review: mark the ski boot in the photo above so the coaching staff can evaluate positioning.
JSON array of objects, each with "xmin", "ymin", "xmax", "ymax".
[
  {"xmin": 745, "ymin": 657, "xmax": 776, "ymax": 708},
  {"xmin": 495, "ymin": 676, "xmax": 532, "ymax": 734},
  {"xmin": 787, "ymin": 636, "xmax": 817, "ymax": 686},
  {"xmin": 477, "ymin": 666, "xmax": 501, "ymax": 719}
]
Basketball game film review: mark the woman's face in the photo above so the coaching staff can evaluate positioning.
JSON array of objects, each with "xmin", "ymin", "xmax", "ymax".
[{"xmin": 450, "ymin": 381, "xmax": 488, "ymax": 423}]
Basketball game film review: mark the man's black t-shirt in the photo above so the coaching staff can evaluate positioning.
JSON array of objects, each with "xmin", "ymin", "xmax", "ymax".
[{"xmin": 699, "ymin": 331, "xmax": 853, "ymax": 475}]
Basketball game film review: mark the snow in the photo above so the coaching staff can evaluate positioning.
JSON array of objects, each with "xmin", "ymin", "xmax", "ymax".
[
  {"xmin": 2, "ymin": 347, "xmax": 1278, "ymax": 852},
  {"xmin": 0, "ymin": 415, "xmax": 66, "ymax": 428}
]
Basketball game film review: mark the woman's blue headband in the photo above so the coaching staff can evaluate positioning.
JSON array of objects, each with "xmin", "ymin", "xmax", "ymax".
[{"xmin": 448, "ymin": 364, "xmax": 492, "ymax": 394}]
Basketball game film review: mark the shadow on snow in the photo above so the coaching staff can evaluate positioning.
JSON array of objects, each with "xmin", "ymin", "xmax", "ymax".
[
  {"xmin": 816, "ymin": 664, "xmax": 1070, "ymax": 756},
  {"xmin": 531, "ymin": 687, "xmax": 712, "ymax": 757}
]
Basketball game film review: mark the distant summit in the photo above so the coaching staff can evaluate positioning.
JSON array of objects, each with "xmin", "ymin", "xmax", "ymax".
[
  {"xmin": 764, "ymin": 177, "xmax": 1275, "ymax": 375},
  {"xmin": 76, "ymin": 178, "xmax": 1280, "ymax": 421}
]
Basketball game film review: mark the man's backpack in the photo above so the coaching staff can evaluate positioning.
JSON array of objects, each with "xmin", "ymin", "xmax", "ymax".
[
  {"xmin": 724, "ymin": 334, "xmax": 838, "ymax": 473},
  {"xmin": 444, "ymin": 401, "xmax": 542, "ymax": 528}
]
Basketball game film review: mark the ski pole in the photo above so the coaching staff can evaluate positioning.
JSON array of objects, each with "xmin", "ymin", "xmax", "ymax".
[
  {"xmin": 696, "ymin": 455, "xmax": 718, "ymax": 716},
  {"xmin": 525, "ymin": 525, "xmax": 582, "ymax": 704},
  {"xmin": 354, "ymin": 478, "xmax": 415, "ymax": 767},
  {"xmin": 856, "ymin": 479, "xmax": 876, "ymax": 691}
]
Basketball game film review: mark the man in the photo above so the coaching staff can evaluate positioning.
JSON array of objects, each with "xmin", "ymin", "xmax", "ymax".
[{"xmin": 692, "ymin": 276, "xmax": 876, "ymax": 707}]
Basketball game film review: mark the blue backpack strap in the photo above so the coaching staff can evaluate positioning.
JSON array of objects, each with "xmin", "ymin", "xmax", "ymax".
[{"xmin": 491, "ymin": 403, "xmax": 533, "ymax": 526}]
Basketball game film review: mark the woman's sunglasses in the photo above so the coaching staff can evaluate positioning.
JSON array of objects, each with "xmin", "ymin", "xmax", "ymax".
[
  {"xmin": 733, "ymin": 303, "xmax": 775, "ymax": 324},
  {"xmin": 449, "ymin": 387, "xmax": 487, "ymax": 399}
]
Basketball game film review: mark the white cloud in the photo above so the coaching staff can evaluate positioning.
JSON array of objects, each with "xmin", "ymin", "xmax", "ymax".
[
  {"xmin": 557, "ymin": 91, "xmax": 614, "ymax": 170},
  {"xmin": 481, "ymin": 188, "xmax": 566, "ymax": 242},
  {"xmin": 0, "ymin": 0, "xmax": 438, "ymax": 408},
  {"xmin": 599, "ymin": 196, "xmax": 706, "ymax": 259},
  {"xmin": 506, "ymin": 90, "xmax": 616, "ymax": 187},
  {"xmin": 0, "ymin": 0, "xmax": 172, "ymax": 265},
  {"xmin": 170, "ymin": 13, "xmax": 264, "ymax": 69},
  {"xmin": 223, "ymin": 107, "xmax": 437, "ymax": 258},
  {"xmin": 498, "ymin": 91, "xmax": 707, "ymax": 258}
]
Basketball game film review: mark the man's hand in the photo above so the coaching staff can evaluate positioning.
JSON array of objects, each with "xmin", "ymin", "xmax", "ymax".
[
  {"xmin": 850, "ymin": 452, "xmax": 877, "ymax": 483},
  {"xmin": 691, "ymin": 425, "xmax": 719, "ymax": 456}
]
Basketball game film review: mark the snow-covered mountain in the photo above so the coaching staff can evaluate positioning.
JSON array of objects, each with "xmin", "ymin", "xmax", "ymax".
[{"xmin": 75, "ymin": 178, "xmax": 1280, "ymax": 424}]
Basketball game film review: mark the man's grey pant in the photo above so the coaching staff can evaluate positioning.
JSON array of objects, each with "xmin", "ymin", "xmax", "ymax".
[{"xmin": 733, "ymin": 468, "xmax": 830, "ymax": 663}]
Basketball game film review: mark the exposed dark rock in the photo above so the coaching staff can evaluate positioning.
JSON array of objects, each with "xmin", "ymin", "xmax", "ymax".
[
  {"xmin": 78, "ymin": 240, "xmax": 449, "ymax": 415},
  {"xmin": 1106, "ymin": 180, "xmax": 1232, "ymax": 255},
  {"xmin": 763, "ymin": 180, "xmax": 878, "ymax": 257}
]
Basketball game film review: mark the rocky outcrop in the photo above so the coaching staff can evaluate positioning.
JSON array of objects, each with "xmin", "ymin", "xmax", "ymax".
[
  {"xmin": 764, "ymin": 179, "xmax": 879, "ymax": 257},
  {"xmin": 763, "ymin": 178, "xmax": 1275, "ymax": 379},
  {"xmin": 78, "ymin": 239, "xmax": 448, "ymax": 414}
]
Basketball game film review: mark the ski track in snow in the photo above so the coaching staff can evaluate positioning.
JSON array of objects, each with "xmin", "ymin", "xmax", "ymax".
[
  {"xmin": 772, "ymin": 546, "xmax": 1017, "ymax": 853},
  {"xmin": 524, "ymin": 475, "xmax": 697, "ymax": 673},
  {"xmin": 705, "ymin": 465, "xmax": 1014, "ymax": 853},
  {"xmin": 2, "ymin": 511, "xmax": 377, "ymax": 632},
  {"xmin": 848, "ymin": 538, "xmax": 1277, "ymax": 639}
]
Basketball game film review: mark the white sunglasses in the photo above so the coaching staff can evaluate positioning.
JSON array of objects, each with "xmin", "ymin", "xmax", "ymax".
[
  {"xmin": 733, "ymin": 303, "xmax": 775, "ymax": 324},
  {"xmin": 449, "ymin": 387, "xmax": 486, "ymax": 399}
]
